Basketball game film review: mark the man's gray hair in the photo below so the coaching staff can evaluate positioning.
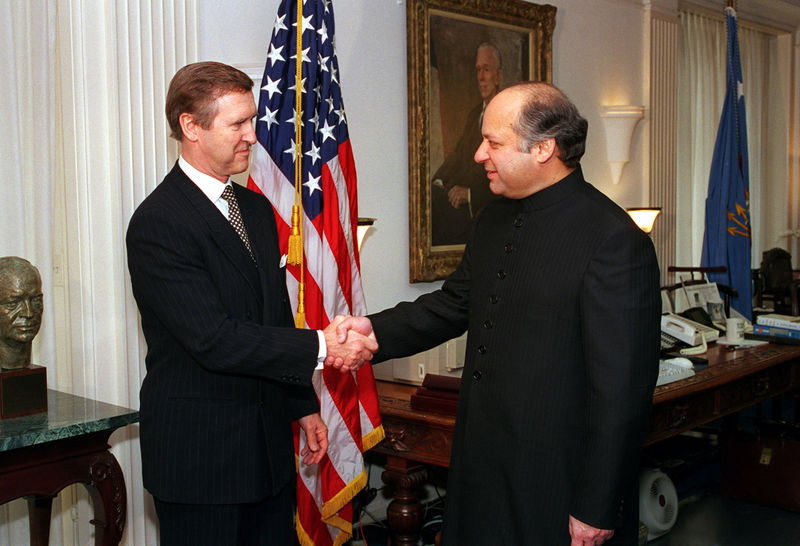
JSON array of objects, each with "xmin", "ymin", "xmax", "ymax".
[
  {"xmin": 476, "ymin": 42, "xmax": 502, "ymax": 69},
  {"xmin": 509, "ymin": 82, "xmax": 588, "ymax": 168}
]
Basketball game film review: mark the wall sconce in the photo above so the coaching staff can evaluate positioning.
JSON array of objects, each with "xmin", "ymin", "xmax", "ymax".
[
  {"xmin": 626, "ymin": 207, "xmax": 661, "ymax": 234},
  {"xmin": 600, "ymin": 105, "xmax": 644, "ymax": 184},
  {"xmin": 357, "ymin": 217, "xmax": 376, "ymax": 251}
]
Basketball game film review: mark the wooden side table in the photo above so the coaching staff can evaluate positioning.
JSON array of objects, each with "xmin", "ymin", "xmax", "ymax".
[{"xmin": 0, "ymin": 389, "xmax": 139, "ymax": 545}]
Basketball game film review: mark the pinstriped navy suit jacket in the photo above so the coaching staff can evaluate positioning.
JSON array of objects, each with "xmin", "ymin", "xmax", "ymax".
[{"xmin": 126, "ymin": 162, "xmax": 319, "ymax": 504}]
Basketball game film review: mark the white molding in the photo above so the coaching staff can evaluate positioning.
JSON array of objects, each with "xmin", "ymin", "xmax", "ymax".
[{"xmin": 680, "ymin": 0, "xmax": 800, "ymax": 34}]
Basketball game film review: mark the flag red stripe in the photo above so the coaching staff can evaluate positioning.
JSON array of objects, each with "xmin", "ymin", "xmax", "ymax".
[
  {"xmin": 321, "ymin": 164, "xmax": 354, "ymax": 313},
  {"xmin": 322, "ymin": 367, "xmax": 362, "ymax": 449},
  {"xmin": 356, "ymin": 365, "xmax": 382, "ymax": 428},
  {"xmin": 338, "ymin": 140, "xmax": 361, "ymax": 267}
]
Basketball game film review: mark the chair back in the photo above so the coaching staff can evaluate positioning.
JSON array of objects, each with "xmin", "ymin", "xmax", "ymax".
[{"xmin": 760, "ymin": 248, "xmax": 793, "ymax": 292}]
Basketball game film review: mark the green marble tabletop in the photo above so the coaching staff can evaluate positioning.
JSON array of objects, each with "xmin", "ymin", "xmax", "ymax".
[{"xmin": 0, "ymin": 389, "xmax": 139, "ymax": 452}]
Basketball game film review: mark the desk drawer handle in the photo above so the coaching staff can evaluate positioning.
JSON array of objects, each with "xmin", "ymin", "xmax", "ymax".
[
  {"xmin": 386, "ymin": 430, "xmax": 410, "ymax": 452},
  {"xmin": 668, "ymin": 405, "xmax": 689, "ymax": 428},
  {"xmin": 753, "ymin": 377, "xmax": 771, "ymax": 397}
]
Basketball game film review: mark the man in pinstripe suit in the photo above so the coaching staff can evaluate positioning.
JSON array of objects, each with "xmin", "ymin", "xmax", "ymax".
[
  {"xmin": 126, "ymin": 62, "xmax": 377, "ymax": 545},
  {"xmin": 333, "ymin": 82, "xmax": 661, "ymax": 545}
]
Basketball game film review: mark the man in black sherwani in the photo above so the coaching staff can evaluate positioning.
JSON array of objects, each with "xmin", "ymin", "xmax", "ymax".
[{"xmin": 333, "ymin": 82, "xmax": 661, "ymax": 545}]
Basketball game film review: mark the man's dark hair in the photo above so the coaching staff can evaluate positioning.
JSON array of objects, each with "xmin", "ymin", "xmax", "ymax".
[
  {"xmin": 511, "ymin": 82, "xmax": 588, "ymax": 168},
  {"xmin": 165, "ymin": 61, "xmax": 254, "ymax": 141}
]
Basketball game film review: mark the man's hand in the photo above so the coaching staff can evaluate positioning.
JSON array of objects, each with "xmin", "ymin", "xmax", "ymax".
[
  {"xmin": 322, "ymin": 315, "xmax": 378, "ymax": 373},
  {"xmin": 298, "ymin": 413, "xmax": 328, "ymax": 466},
  {"xmin": 447, "ymin": 185, "xmax": 469, "ymax": 208},
  {"xmin": 569, "ymin": 515, "xmax": 614, "ymax": 546},
  {"xmin": 334, "ymin": 315, "xmax": 375, "ymax": 343}
]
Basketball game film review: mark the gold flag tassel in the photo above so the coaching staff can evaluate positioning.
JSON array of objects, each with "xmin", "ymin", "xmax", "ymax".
[
  {"xmin": 290, "ymin": 0, "xmax": 305, "ymax": 328},
  {"xmin": 288, "ymin": 204, "xmax": 303, "ymax": 265},
  {"xmin": 294, "ymin": 282, "xmax": 306, "ymax": 328}
]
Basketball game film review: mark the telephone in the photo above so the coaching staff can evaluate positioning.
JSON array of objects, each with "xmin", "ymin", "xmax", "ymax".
[
  {"xmin": 662, "ymin": 314, "xmax": 702, "ymax": 346},
  {"xmin": 661, "ymin": 312, "xmax": 720, "ymax": 345},
  {"xmin": 661, "ymin": 314, "xmax": 718, "ymax": 356}
]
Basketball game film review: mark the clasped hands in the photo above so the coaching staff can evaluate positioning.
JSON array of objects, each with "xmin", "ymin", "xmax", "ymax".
[{"xmin": 322, "ymin": 315, "xmax": 376, "ymax": 373}]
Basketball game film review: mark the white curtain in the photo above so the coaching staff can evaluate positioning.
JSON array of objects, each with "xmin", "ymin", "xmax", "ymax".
[
  {"xmin": 0, "ymin": 2, "xmax": 60, "ymax": 544},
  {"xmin": 676, "ymin": 9, "xmax": 787, "ymax": 270},
  {"xmin": 1, "ymin": 1, "xmax": 196, "ymax": 544}
]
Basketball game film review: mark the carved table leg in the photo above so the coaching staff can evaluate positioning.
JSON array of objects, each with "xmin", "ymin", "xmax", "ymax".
[
  {"xmin": 382, "ymin": 456, "xmax": 428, "ymax": 546},
  {"xmin": 25, "ymin": 495, "xmax": 54, "ymax": 546},
  {"xmin": 85, "ymin": 451, "xmax": 127, "ymax": 546}
]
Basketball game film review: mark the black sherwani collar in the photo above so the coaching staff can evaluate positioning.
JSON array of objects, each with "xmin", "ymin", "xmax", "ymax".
[{"xmin": 519, "ymin": 164, "xmax": 585, "ymax": 212}]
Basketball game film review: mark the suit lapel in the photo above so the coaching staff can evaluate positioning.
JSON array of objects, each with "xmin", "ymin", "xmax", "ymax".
[
  {"xmin": 170, "ymin": 166, "xmax": 261, "ymax": 294},
  {"xmin": 236, "ymin": 185, "xmax": 291, "ymax": 325},
  {"xmin": 235, "ymin": 186, "xmax": 273, "ymax": 270}
]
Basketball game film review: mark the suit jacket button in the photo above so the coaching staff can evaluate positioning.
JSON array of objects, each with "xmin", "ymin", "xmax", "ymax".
[
  {"xmin": 473, "ymin": 370, "xmax": 482, "ymax": 380},
  {"xmin": 477, "ymin": 345, "xmax": 487, "ymax": 354},
  {"xmin": 483, "ymin": 320, "xmax": 493, "ymax": 329}
]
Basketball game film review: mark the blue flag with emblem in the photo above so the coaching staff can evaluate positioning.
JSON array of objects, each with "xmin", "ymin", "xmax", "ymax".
[{"xmin": 700, "ymin": 6, "xmax": 751, "ymax": 320}]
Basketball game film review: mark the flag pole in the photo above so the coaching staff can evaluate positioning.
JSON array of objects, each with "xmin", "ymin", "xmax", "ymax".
[{"xmin": 289, "ymin": 0, "xmax": 306, "ymax": 327}]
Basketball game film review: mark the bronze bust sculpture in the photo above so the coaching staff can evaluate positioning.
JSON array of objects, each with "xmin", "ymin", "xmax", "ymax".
[{"xmin": 0, "ymin": 257, "xmax": 43, "ymax": 370}]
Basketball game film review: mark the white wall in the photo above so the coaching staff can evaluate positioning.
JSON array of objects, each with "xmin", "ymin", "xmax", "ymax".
[{"xmin": 197, "ymin": 0, "xmax": 652, "ymax": 313}]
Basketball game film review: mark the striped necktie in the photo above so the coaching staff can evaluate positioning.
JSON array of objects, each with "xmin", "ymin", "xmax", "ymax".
[{"xmin": 220, "ymin": 185, "xmax": 255, "ymax": 262}]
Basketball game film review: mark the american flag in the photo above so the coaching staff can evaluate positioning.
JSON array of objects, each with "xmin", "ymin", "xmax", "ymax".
[{"xmin": 246, "ymin": 0, "xmax": 384, "ymax": 544}]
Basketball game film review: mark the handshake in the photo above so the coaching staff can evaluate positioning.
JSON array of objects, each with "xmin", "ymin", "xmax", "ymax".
[{"xmin": 322, "ymin": 315, "xmax": 377, "ymax": 373}]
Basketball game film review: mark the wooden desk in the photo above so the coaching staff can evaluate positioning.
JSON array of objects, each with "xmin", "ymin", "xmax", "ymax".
[
  {"xmin": 0, "ymin": 390, "xmax": 139, "ymax": 546},
  {"xmin": 372, "ymin": 343, "xmax": 800, "ymax": 545}
]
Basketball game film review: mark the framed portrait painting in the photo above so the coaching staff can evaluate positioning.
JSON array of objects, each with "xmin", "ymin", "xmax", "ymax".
[{"xmin": 407, "ymin": 0, "xmax": 556, "ymax": 282}]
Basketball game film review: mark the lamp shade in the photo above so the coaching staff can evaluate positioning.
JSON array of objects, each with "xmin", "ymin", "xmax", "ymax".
[{"xmin": 626, "ymin": 207, "xmax": 661, "ymax": 233}]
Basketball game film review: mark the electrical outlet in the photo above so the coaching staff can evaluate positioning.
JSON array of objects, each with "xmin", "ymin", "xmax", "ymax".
[{"xmin": 418, "ymin": 363, "xmax": 425, "ymax": 379}]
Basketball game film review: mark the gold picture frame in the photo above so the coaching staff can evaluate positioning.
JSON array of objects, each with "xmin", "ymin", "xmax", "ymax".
[{"xmin": 407, "ymin": 0, "xmax": 556, "ymax": 282}]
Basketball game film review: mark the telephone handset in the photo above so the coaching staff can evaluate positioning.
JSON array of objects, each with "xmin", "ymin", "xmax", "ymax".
[
  {"xmin": 661, "ymin": 313, "xmax": 712, "ymax": 356},
  {"xmin": 661, "ymin": 314, "xmax": 702, "ymax": 346}
]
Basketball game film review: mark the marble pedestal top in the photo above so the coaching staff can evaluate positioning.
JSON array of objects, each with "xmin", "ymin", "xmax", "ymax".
[{"xmin": 0, "ymin": 389, "xmax": 139, "ymax": 452}]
